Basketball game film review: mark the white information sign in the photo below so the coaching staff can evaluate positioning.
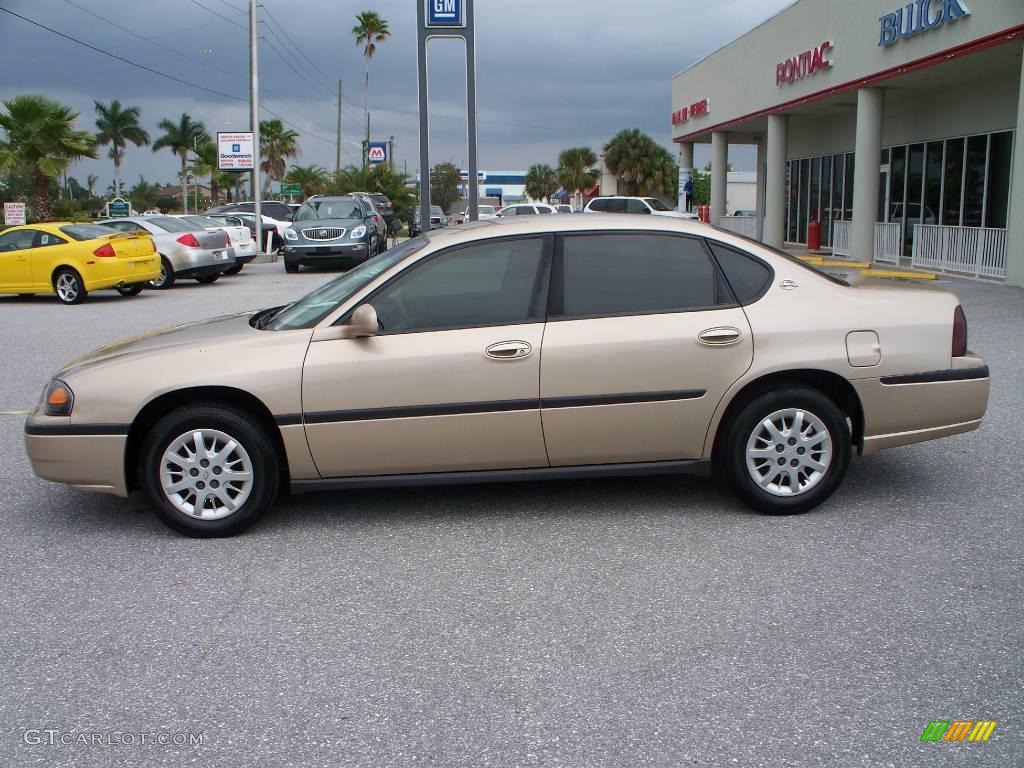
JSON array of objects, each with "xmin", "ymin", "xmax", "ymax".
[
  {"xmin": 217, "ymin": 131, "xmax": 255, "ymax": 171},
  {"xmin": 3, "ymin": 202, "xmax": 26, "ymax": 226}
]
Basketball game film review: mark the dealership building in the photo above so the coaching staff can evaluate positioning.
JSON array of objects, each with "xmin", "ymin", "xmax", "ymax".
[{"xmin": 671, "ymin": 0, "xmax": 1024, "ymax": 285}]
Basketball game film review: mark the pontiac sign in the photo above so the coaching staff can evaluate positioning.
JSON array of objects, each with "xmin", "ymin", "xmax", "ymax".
[{"xmin": 776, "ymin": 42, "xmax": 833, "ymax": 86}]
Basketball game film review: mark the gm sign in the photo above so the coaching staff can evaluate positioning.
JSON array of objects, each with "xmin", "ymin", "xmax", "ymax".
[{"xmin": 426, "ymin": 0, "xmax": 464, "ymax": 28}]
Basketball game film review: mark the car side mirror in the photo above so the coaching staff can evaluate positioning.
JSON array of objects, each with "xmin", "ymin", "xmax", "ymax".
[{"xmin": 313, "ymin": 304, "xmax": 379, "ymax": 341}]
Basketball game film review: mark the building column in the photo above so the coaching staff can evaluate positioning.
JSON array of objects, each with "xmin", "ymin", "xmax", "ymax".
[
  {"xmin": 851, "ymin": 87, "xmax": 883, "ymax": 262},
  {"xmin": 763, "ymin": 115, "xmax": 787, "ymax": 248},
  {"xmin": 678, "ymin": 142, "xmax": 694, "ymax": 213},
  {"xmin": 1006, "ymin": 57, "xmax": 1024, "ymax": 287},
  {"xmin": 755, "ymin": 135, "xmax": 767, "ymax": 241},
  {"xmin": 710, "ymin": 131, "xmax": 728, "ymax": 226}
]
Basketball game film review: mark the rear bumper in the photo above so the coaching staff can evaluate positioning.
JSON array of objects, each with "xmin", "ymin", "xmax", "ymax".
[
  {"xmin": 168, "ymin": 247, "xmax": 233, "ymax": 274},
  {"xmin": 82, "ymin": 255, "xmax": 161, "ymax": 290},
  {"xmin": 853, "ymin": 356, "xmax": 989, "ymax": 456},
  {"xmin": 233, "ymin": 242, "xmax": 259, "ymax": 262},
  {"xmin": 24, "ymin": 421, "xmax": 129, "ymax": 497}
]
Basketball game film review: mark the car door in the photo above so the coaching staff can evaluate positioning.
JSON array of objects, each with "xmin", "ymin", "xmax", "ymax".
[
  {"xmin": 302, "ymin": 235, "xmax": 553, "ymax": 478},
  {"xmin": 0, "ymin": 228, "xmax": 39, "ymax": 290},
  {"xmin": 540, "ymin": 231, "xmax": 753, "ymax": 465},
  {"xmin": 30, "ymin": 229, "xmax": 73, "ymax": 287}
]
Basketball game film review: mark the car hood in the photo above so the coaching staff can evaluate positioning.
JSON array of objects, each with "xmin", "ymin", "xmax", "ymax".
[
  {"xmin": 292, "ymin": 218, "xmax": 364, "ymax": 229},
  {"xmin": 58, "ymin": 312, "xmax": 262, "ymax": 377}
]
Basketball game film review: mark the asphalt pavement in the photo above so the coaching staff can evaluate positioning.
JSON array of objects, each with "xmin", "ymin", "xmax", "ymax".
[{"xmin": 0, "ymin": 263, "xmax": 1021, "ymax": 767}]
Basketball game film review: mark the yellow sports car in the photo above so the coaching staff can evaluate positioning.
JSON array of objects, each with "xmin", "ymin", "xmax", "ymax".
[{"xmin": 0, "ymin": 222, "xmax": 160, "ymax": 304}]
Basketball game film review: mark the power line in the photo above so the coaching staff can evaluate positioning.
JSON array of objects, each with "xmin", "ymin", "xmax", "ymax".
[
  {"xmin": 210, "ymin": 0, "xmax": 246, "ymax": 14},
  {"xmin": 188, "ymin": 0, "xmax": 246, "ymax": 32},
  {"xmin": 261, "ymin": 29, "xmax": 337, "ymax": 104},
  {"xmin": 261, "ymin": 5, "xmax": 336, "ymax": 93}
]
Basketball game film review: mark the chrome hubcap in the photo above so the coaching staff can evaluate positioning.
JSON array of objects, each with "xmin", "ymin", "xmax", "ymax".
[
  {"xmin": 159, "ymin": 429, "xmax": 253, "ymax": 520},
  {"xmin": 56, "ymin": 274, "xmax": 78, "ymax": 301},
  {"xmin": 746, "ymin": 408, "xmax": 832, "ymax": 497}
]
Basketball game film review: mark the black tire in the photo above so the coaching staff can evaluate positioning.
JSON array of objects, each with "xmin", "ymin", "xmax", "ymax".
[
  {"xmin": 140, "ymin": 404, "xmax": 280, "ymax": 538},
  {"xmin": 150, "ymin": 257, "xmax": 175, "ymax": 289},
  {"xmin": 223, "ymin": 263, "xmax": 244, "ymax": 275},
  {"xmin": 53, "ymin": 267, "xmax": 87, "ymax": 305},
  {"xmin": 195, "ymin": 274, "xmax": 220, "ymax": 284},
  {"xmin": 284, "ymin": 261, "xmax": 299, "ymax": 274},
  {"xmin": 720, "ymin": 387, "xmax": 851, "ymax": 516},
  {"xmin": 116, "ymin": 283, "xmax": 144, "ymax": 297}
]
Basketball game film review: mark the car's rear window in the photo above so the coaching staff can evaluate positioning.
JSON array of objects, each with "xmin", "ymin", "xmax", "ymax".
[
  {"xmin": 183, "ymin": 216, "xmax": 223, "ymax": 229},
  {"xmin": 145, "ymin": 216, "xmax": 194, "ymax": 233},
  {"xmin": 59, "ymin": 224, "xmax": 118, "ymax": 241}
]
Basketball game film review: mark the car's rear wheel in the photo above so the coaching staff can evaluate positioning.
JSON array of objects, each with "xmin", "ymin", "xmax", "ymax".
[
  {"xmin": 140, "ymin": 405, "xmax": 280, "ymax": 537},
  {"xmin": 194, "ymin": 274, "xmax": 220, "ymax": 285},
  {"xmin": 116, "ymin": 283, "xmax": 144, "ymax": 296},
  {"xmin": 53, "ymin": 268, "xmax": 87, "ymax": 305},
  {"xmin": 721, "ymin": 387, "xmax": 850, "ymax": 515},
  {"xmin": 150, "ymin": 257, "xmax": 175, "ymax": 289},
  {"xmin": 223, "ymin": 264, "xmax": 244, "ymax": 275}
]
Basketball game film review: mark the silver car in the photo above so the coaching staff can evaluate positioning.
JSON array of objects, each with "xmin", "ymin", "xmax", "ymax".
[{"xmin": 98, "ymin": 216, "xmax": 233, "ymax": 289}]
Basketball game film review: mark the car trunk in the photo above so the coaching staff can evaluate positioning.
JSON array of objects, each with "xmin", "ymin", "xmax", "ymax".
[{"xmin": 104, "ymin": 233, "xmax": 157, "ymax": 260}]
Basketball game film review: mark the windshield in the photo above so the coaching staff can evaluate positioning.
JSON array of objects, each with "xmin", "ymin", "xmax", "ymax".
[
  {"xmin": 59, "ymin": 223, "xmax": 119, "ymax": 241},
  {"xmin": 644, "ymin": 198, "xmax": 672, "ymax": 212},
  {"xmin": 265, "ymin": 237, "xmax": 428, "ymax": 330},
  {"xmin": 183, "ymin": 216, "xmax": 223, "ymax": 229},
  {"xmin": 479, "ymin": 206, "xmax": 495, "ymax": 214},
  {"xmin": 431, "ymin": 206, "xmax": 444, "ymax": 216},
  {"xmin": 146, "ymin": 216, "xmax": 194, "ymax": 233},
  {"xmin": 296, "ymin": 199, "xmax": 363, "ymax": 221}
]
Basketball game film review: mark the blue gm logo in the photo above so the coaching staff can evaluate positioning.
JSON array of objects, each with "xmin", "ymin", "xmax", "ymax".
[
  {"xmin": 232, "ymin": 143, "xmax": 240, "ymax": 153},
  {"xmin": 427, "ymin": 0, "xmax": 464, "ymax": 27}
]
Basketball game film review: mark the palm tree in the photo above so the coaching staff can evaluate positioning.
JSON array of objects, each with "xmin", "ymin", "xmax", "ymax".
[
  {"xmin": 189, "ymin": 140, "xmax": 234, "ymax": 206},
  {"xmin": 557, "ymin": 147, "xmax": 599, "ymax": 210},
  {"xmin": 86, "ymin": 173, "xmax": 98, "ymax": 197},
  {"xmin": 94, "ymin": 100, "xmax": 149, "ymax": 198},
  {"xmin": 603, "ymin": 128, "xmax": 679, "ymax": 197},
  {"xmin": 524, "ymin": 163, "xmax": 559, "ymax": 203},
  {"xmin": 152, "ymin": 113, "xmax": 209, "ymax": 211},
  {"xmin": 0, "ymin": 95, "xmax": 96, "ymax": 221},
  {"xmin": 352, "ymin": 11, "xmax": 390, "ymax": 165},
  {"xmin": 259, "ymin": 119, "xmax": 300, "ymax": 198},
  {"xmin": 284, "ymin": 164, "xmax": 328, "ymax": 201}
]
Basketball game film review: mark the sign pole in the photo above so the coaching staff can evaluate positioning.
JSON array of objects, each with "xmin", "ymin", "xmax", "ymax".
[
  {"xmin": 416, "ymin": 0, "xmax": 431, "ymax": 232},
  {"xmin": 465, "ymin": 0, "xmax": 478, "ymax": 222},
  {"xmin": 250, "ymin": 0, "xmax": 262, "ymax": 253}
]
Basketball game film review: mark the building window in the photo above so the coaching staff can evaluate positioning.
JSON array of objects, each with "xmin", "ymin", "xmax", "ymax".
[
  {"xmin": 924, "ymin": 141, "xmax": 943, "ymax": 228},
  {"xmin": 986, "ymin": 131, "xmax": 1013, "ymax": 229},
  {"xmin": 942, "ymin": 137, "xmax": 965, "ymax": 226},
  {"xmin": 962, "ymin": 134, "xmax": 988, "ymax": 228}
]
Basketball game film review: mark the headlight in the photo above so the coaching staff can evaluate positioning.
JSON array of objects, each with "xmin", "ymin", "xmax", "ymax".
[
  {"xmin": 350, "ymin": 225, "xmax": 367, "ymax": 240},
  {"xmin": 44, "ymin": 379, "xmax": 74, "ymax": 416},
  {"xmin": 284, "ymin": 228, "xmax": 298, "ymax": 241}
]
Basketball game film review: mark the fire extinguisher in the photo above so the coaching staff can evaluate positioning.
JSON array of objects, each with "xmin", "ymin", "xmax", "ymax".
[{"xmin": 807, "ymin": 216, "xmax": 821, "ymax": 251}]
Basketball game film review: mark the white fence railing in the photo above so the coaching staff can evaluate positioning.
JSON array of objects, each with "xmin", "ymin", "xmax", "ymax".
[
  {"xmin": 718, "ymin": 215, "xmax": 758, "ymax": 239},
  {"xmin": 830, "ymin": 221, "xmax": 901, "ymax": 264},
  {"xmin": 911, "ymin": 224, "xmax": 1008, "ymax": 279}
]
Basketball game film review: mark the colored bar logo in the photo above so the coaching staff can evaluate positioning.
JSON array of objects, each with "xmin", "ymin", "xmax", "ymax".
[{"xmin": 921, "ymin": 720, "xmax": 997, "ymax": 742}]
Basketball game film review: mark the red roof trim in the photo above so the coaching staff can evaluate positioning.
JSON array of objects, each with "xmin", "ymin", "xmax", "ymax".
[{"xmin": 672, "ymin": 23, "xmax": 1024, "ymax": 143}]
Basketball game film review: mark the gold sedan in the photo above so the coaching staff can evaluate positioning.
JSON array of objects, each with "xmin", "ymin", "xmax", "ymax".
[{"xmin": 24, "ymin": 217, "xmax": 989, "ymax": 536}]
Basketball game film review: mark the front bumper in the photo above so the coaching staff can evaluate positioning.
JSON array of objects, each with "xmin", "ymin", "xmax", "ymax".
[
  {"xmin": 284, "ymin": 242, "xmax": 370, "ymax": 264},
  {"xmin": 25, "ymin": 417, "xmax": 129, "ymax": 497},
  {"xmin": 853, "ymin": 354, "xmax": 989, "ymax": 456}
]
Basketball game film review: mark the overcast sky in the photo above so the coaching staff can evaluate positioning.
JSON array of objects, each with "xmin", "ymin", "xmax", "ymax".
[{"xmin": 0, "ymin": 0, "xmax": 793, "ymax": 190}]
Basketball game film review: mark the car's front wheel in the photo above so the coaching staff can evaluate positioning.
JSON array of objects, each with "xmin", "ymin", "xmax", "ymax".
[
  {"xmin": 223, "ymin": 263, "xmax": 243, "ymax": 275},
  {"xmin": 721, "ymin": 387, "xmax": 850, "ymax": 515},
  {"xmin": 140, "ymin": 405, "xmax": 280, "ymax": 537},
  {"xmin": 284, "ymin": 261, "xmax": 299, "ymax": 273},
  {"xmin": 150, "ymin": 257, "xmax": 175, "ymax": 289}
]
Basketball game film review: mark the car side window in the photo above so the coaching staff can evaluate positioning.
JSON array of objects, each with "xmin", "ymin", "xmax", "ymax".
[
  {"xmin": 372, "ymin": 237, "xmax": 548, "ymax": 333},
  {"xmin": 605, "ymin": 199, "xmax": 627, "ymax": 213},
  {"xmin": 707, "ymin": 242, "xmax": 774, "ymax": 304},
  {"xmin": 588, "ymin": 199, "xmax": 607, "ymax": 212},
  {"xmin": 0, "ymin": 229, "xmax": 39, "ymax": 252},
  {"xmin": 625, "ymin": 199, "xmax": 650, "ymax": 214},
  {"xmin": 35, "ymin": 231, "xmax": 68, "ymax": 247},
  {"xmin": 553, "ymin": 233, "xmax": 733, "ymax": 318}
]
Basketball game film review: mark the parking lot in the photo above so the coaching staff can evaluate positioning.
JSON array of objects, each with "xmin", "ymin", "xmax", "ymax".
[{"xmin": 0, "ymin": 264, "xmax": 1021, "ymax": 766}]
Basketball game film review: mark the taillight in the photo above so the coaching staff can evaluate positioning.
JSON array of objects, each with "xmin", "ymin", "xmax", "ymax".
[
  {"xmin": 224, "ymin": 230, "xmax": 233, "ymax": 244},
  {"xmin": 92, "ymin": 243, "xmax": 116, "ymax": 258},
  {"xmin": 952, "ymin": 305, "xmax": 967, "ymax": 357},
  {"xmin": 176, "ymin": 233, "xmax": 201, "ymax": 248}
]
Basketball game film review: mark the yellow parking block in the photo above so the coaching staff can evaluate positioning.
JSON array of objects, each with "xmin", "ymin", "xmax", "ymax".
[
  {"xmin": 796, "ymin": 255, "xmax": 873, "ymax": 269},
  {"xmin": 860, "ymin": 268, "xmax": 938, "ymax": 280}
]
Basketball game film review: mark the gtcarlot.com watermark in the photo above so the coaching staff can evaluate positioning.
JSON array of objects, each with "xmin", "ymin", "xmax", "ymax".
[{"xmin": 22, "ymin": 729, "xmax": 205, "ymax": 747}]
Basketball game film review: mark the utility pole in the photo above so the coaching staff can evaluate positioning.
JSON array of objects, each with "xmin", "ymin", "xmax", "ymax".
[
  {"xmin": 249, "ymin": 0, "xmax": 263, "ymax": 252},
  {"xmin": 335, "ymin": 80, "xmax": 343, "ymax": 174},
  {"xmin": 388, "ymin": 135, "xmax": 395, "ymax": 168}
]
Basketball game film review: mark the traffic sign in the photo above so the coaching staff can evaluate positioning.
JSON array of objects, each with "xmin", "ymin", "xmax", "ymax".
[
  {"xmin": 368, "ymin": 141, "xmax": 388, "ymax": 164},
  {"xmin": 426, "ymin": 0, "xmax": 464, "ymax": 28},
  {"xmin": 217, "ymin": 131, "xmax": 255, "ymax": 171},
  {"xmin": 3, "ymin": 202, "xmax": 26, "ymax": 225},
  {"xmin": 280, "ymin": 183, "xmax": 301, "ymax": 196}
]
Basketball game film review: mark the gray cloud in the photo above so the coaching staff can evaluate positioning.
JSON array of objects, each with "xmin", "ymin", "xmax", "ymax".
[{"xmin": 0, "ymin": 0, "xmax": 791, "ymax": 188}]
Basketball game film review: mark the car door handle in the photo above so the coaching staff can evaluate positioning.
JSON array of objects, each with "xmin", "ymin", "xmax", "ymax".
[
  {"xmin": 485, "ymin": 341, "xmax": 532, "ymax": 360},
  {"xmin": 698, "ymin": 327, "xmax": 742, "ymax": 345}
]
